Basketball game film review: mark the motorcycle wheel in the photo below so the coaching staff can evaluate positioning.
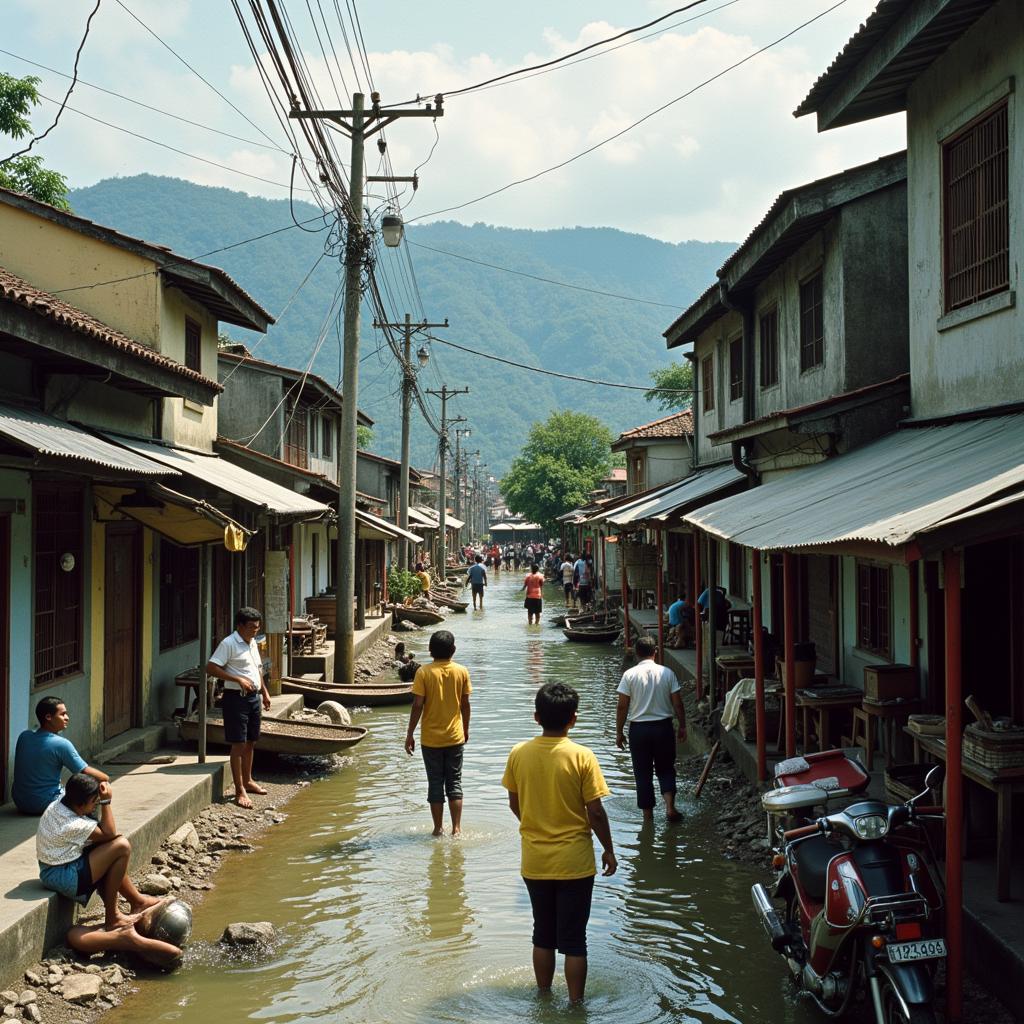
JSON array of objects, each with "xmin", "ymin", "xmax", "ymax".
[{"xmin": 881, "ymin": 980, "xmax": 938, "ymax": 1024}]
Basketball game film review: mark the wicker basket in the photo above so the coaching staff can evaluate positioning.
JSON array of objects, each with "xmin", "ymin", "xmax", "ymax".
[
  {"xmin": 963, "ymin": 724, "xmax": 1024, "ymax": 769},
  {"xmin": 907, "ymin": 714, "xmax": 945, "ymax": 736},
  {"xmin": 885, "ymin": 763, "xmax": 930, "ymax": 804}
]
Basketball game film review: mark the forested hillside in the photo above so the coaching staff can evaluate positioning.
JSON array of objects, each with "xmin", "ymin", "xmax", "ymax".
[{"xmin": 70, "ymin": 175, "xmax": 734, "ymax": 472}]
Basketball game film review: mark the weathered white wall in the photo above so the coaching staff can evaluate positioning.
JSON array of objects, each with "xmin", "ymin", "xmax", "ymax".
[{"xmin": 906, "ymin": 1, "xmax": 1023, "ymax": 418}]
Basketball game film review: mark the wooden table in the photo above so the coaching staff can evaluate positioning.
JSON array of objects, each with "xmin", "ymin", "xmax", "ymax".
[
  {"xmin": 715, "ymin": 655, "xmax": 755, "ymax": 703},
  {"xmin": 796, "ymin": 690, "xmax": 862, "ymax": 753},
  {"xmin": 860, "ymin": 697, "xmax": 921, "ymax": 766},
  {"xmin": 905, "ymin": 728, "xmax": 1024, "ymax": 902},
  {"xmin": 174, "ymin": 669, "xmax": 217, "ymax": 717}
]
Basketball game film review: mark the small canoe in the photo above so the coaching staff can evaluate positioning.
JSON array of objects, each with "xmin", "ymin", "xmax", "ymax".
[
  {"xmin": 566, "ymin": 613, "xmax": 615, "ymax": 629},
  {"xmin": 385, "ymin": 604, "xmax": 447, "ymax": 626},
  {"xmin": 178, "ymin": 714, "xmax": 366, "ymax": 754},
  {"xmin": 562, "ymin": 626, "xmax": 620, "ymax": 644},
  {"xmin": 432, "ymin": 593, "xmax": 469, "ymax": 613},
  {"xmin": 548, "ymin": 613, "xmax": 568, "ymax": 627},
  {"xmin": 281, "ymin": 677, "xmax": 414, "ymax": 707}
]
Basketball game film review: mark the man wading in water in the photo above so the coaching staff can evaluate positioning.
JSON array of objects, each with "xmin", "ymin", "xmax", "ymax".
[{"xmin": 521, "ymin": 562, "xmax": 545, "ymax": 625}]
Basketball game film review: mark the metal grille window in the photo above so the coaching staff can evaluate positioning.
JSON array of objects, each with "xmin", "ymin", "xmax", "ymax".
[
  {"xmin": 34, "ymin": 484, "xmax": 83, "ymax": 684},
  {"xmin": 856, "ymin": 561, "xmax": 891, "ymax": 658},
  {"xmin": 701, "ymin": 354, "xmax": 715, "ymax": 412},
  {"xmin": 159, "ymin": 540, "xmax": 199, "ymax": 650},
  {"xmin": 759, "ymin": 308, "xmax": 779, "ymax": 388},
  {"xmin": 943, "ymin": 101, "xmax": 1009, "ymax": 312},
  {"xmin": 799, "ymin": 272, "xmax": 824, "ymax": 371},
  {"xmin": 729, "ymin": 337, "xmax": 743, "ymax": 402},
  {"xmin": 184, "ymin": 318, "xmax": 201, "ymax": 373}
]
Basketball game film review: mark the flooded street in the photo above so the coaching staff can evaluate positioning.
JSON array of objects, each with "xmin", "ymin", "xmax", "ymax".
[{"xmin": 107, "ymin": 574, "xmax": 815, "ymax": 1024}]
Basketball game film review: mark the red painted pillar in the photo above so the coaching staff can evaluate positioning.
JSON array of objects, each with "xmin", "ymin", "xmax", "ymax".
[
  {"xmin": 656, "ymin": 527, "xmax": 665, "ymax": 664},
  {"xmin": 943, "ymin": 548, "xmax": 963, "ymax": 1024},
  {"xmin": 693, "ymin": 530, "xmax": 703, "ymax": 701},
  {"xmin": 752, "ymin": 549, "xmax": 767, "ymax": 781},
  {"xmin": 783, "ymin": 551, "xmax": 796, "ymax": 758}
]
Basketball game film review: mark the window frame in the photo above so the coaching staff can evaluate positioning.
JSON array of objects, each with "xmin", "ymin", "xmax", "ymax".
[
  {"xmin": 158, "ymin": 540, "xmax": 199, "ymax": 651},
  {"xmin": 728, "ymin": 336, "xmax": 744, "ymax": 403},
  {"xmin": 321, "ymin": 415, "xmax": 333, "ymax": 459},
  {"xmin": 283, "ymin": 399, "xmax": 309, "ymax": 469},
  {"xmin": 184, "ymin": 318, "xmax": 202, "ymax": 373},
  {"xmin": 701, "ymin": 353, "xmax": 715, "ymax": 413},
  {"xmin": 855, "ymin": 560, "xmax": 892, "ymax": 659},
  {"xmin": 728, "ymin": 542, "xmax": 746, "ymax": 602},
  {"xmin": 799, "ymin": 271, "xmax": 824, "ymax": 373},
  {"xmin": 942, "ymin": 98, "xmax": 1010, "ymax": 314},
  {"xmin": 759, "ymin": 306, "xmax": 779, "ymax": 389}
]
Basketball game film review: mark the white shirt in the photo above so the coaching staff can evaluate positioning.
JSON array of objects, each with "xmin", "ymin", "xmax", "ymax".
[
  {"xmin": 560, "ymin": 561, "xmax": 574, "ymax": 584},
  {"xmin": 36, "ymin": 799, "xmax": 98, "ymax": 866},
  {"xmin": 209, "ymin": 630, "xmax": 263, "ymax": 693},
  {"xmin": 617, "ymin": 660, "xmax": 681, "ymax": 723}
]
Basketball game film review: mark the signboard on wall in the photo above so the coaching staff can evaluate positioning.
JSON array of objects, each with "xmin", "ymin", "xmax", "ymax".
[{"xmin": 264, "ymin": 550, "xmax": 289, "ymax": 633}]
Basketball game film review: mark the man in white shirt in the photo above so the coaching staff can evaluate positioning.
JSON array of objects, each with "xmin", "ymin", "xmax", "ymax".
[
  {"xmin": 559, "ymin": 555, "xmax": 576, "ymax": 608},
  {"xmin": 615, "ymin": 635, "xmax": 687, "ymax": 823},
  {"xmin": 207, "ymin": 607, "xmax": 272, "ymax": 808}
]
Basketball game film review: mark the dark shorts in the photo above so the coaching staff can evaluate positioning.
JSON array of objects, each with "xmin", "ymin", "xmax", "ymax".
[
  {"xmin": 563, "ymin": 582, "xmax": 574, "ymax": 598},
  {"xmin": 471, "ymin": 583, "xmax": 485, "ymax": 596},
  {"xmin": 523, "ymin": 875, "xmax": 595, "ymax": 956},
  {"xmin": 525, "ymin": 597, "xmax": 542, "ymax": 614},
  {"xmin": 578, "ymin": 584, "xmax": 592, "ymax": 603},
  {"xmin": 222, "ymin": 690, "xmax": 262, "ymax": 744},
  {"xmin": 39, "ymin": 851, "xmax": 100, "ymax": 905},
  {"xmin": 421, "ymin": 743, "xmax": 464, "ymax": 804}
]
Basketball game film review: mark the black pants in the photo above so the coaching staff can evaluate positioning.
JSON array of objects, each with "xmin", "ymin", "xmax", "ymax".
[
  {"xmin": 523, "ymin": 875, "xmax": 595, "ymax": 956},
  {"xmin": 628, "ymin": 718, "xmax": 676, "ymax": 809}
]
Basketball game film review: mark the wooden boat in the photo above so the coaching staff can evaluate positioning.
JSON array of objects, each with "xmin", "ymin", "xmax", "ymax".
[
  {"xmin": 566, "ymin": 613, "xmax": 615, "ymax": 629},
  {"xmin": 432, "ymin": 593, "xmax": 469, "ymax": 613},
  {"xmin": 177, "ymin": 713, "xmax": 367, "ymax": 754},
  {"xmin": 385, "ymin": 603, "xmax": 447, "ymax": 626},
  {"xmin": 562, "ymin": 626, "xmax": 621, "ymax": 644},
  {"xmin": 281, "ymin": 676, "xmax": 414, "ymax": 707},
  {"xmin": 548, "ymin": 613, "xmax": 568, "ymax": 627}
]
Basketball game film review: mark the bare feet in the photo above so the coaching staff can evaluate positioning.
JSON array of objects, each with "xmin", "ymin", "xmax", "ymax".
[
  {"xmin": 666, "ymin": 810, "xmax": 683, "ymax": 823},
  {"xmin": 244, "ymin": 782, "xmax": 268, "ymax": 795},
  {"xmin": 234, "ymin": 791, "xmax": 254, "ymax": 809},
  {"xmin": 134, "ymin": 896, "xmax": 174, "ymax": 934},
  {"xmin": 431, "ymin": 827, "xmax": 444, "ymax": 837},
  {"xmin": 451, "ymin": 827, "xmax": 462, "ymax": 836}
]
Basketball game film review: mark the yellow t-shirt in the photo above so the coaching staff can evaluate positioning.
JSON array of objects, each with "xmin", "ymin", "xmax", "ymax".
[
  {"xmin": 501, "ymin": 735, "xmax": 610, "ymax": 880},
  {"xmin": 411, "ymin": 659, "xmax": 472, "ymax": 748},
  {"xmin": 417, "ymin": 570, "xmax": 431, "ymax": 593}
]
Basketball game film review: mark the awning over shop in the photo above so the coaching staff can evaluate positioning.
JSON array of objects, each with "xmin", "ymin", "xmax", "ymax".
[
  {"xmin": 588, "ymin": 479, "xmax": 682, "ymax": 527},
  {"xmin": 94, "ymin": 483, "xmax": 252, "ymax": 548},
  {"xmin": 684, "ymin": 415, "xmax": 1024, "ymax": 552},
  {"xmin": 607, "ymin": 465, "xmax": 746, "ymax": 527},
  {"xmin": 0, "ymin": 403, "xmax": 178, "ymax": 477},
  {"xmin": 408, "ymin": 507, "xmax": 439, "ymax": 529},
  {"xmin": 104, "ymin": 433, "xmax": 331, "ymax": 519},
  {"xmin": 355, "ymin": 508, "xmax": 423, "ymax": 544}
]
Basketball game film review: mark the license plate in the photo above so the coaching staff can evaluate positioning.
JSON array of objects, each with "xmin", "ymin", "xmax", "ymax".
[{"xmin": 887, "ymin": 938, "xmax": 947, "ymax": 963}]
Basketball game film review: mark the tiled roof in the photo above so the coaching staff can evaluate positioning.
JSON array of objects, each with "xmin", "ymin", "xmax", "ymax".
[
  {"xmin": 615, "ymin": 410, "xmax": 693, "ymax": 442},
  {"xmin": 0, "ymin": 265, "xmax": 221, "ymax": 392}
]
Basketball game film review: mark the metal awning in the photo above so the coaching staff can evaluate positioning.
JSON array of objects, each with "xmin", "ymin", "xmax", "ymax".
[
  {"xmin": 0, "ymin": 403, "xmax": 179, "ymax": 477},
  {"xmin": 588, "ymin": 480, "xmax": 682, "ymax": 527},
  {"xmin": 408, "ymin": 507, "xmax": 439, "ymax": 529},
  {"xmin": 684, "ymin": 415, "xmax": 1024, "ymax": 552},
  {"xmin": 94, "ymin": 483, "xmax": 252, "ymax": 548},
  {"xmin": 610, "ymin": 465, "xmax": 746, "ymax": 526},
  {"xmin": 355, "ymin": 508, "xmax": 423, "ymax": 544},
  {"xmin": 103, "ymin": 434, "xmax": 331, "ymax": 519}
]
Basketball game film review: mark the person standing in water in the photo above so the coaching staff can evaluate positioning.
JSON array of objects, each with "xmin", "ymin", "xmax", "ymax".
[
  {"xmin": 521, "ymin": 563, "xmax": 545, "ymax": 624},
  {"xmin": 466, "ymin": 554, "xmax": 488, "ymax": 610}
]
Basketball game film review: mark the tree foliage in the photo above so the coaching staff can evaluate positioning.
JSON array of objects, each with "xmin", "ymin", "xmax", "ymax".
[
  {"xmin": 500, "ymin": 411, "xmax": 613, "ymax": 532},
  {"xmin": 0, "ymin": 73, "xmax": 70, "ymax": 210},
  {"xmin": 356, "ymin": 425, "xmax": 373, "ymax": 449},
  {"xmin": 644, "ymin": 360, "xmax": 694, "ymax": 412}
]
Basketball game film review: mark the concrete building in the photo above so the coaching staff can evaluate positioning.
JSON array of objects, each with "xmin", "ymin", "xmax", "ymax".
[{"xmin": 611, "ymin": 410, "xmax": 694, "ymax": 494}]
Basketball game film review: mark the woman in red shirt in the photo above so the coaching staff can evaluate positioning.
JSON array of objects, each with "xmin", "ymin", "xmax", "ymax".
[{"xmin": 521, "ymin": 563, "xmax": 546, "ymax": 624}]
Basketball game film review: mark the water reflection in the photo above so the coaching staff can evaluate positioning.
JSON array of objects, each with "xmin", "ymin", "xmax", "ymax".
[{"xmin": 424, "ymin": 840, "xmax": 473, "ymax": 943}]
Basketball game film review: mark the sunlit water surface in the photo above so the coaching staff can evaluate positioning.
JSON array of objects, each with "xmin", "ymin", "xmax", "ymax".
[{"xmin": 106, "ymin": 574, "xmax": 815, "ymax": 1024}]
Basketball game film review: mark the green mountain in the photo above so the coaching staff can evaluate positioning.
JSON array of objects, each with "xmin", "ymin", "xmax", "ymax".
[{"xmin": 69, "ymin": 175, "xmax": 734, "ymax": 473}]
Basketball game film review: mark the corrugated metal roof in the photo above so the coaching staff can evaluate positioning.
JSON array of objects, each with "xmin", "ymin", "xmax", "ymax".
[
  {"xmin": 356, "ymin": 508, "xmax": 422, "ymax": 544},
  {"xmin": 684, "ymin": 415, "xmax": 1024, "ymax": 551},
  {"xmin": 103, "ymin": 434, "xmax": 330, "ymax": 518},
  {"xmin": 0, "ymin": 404, "xmax": 179, "ymax": 476},
  {"xmin": 590, "ymin": 479, "xmax": 684, "ymax": 526},
  {"xmin": 606, "ymin": 466, "xmax": 745, "ymax": 526}
]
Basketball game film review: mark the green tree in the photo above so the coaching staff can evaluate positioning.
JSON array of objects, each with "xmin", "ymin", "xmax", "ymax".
[
  {"xmin": 0, "ymin": 73, "xmax": 70, "ymax": 210},
  {"xmin": 356, "ymin": 425, "xmax": 374, "ymax": 449},
  {"xmin": 500, "ymin": 411, "xmax": 613, "ymax": 532},
  {"xmin": 644, "ymin": 360, "xmax": 694, "ymax": 412}
]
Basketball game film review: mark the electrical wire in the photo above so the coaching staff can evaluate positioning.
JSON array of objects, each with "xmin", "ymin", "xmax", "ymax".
[
  {"xmin": 2, "ymin": 0, "xmax": 102, "ymax": 163},
  {"xmin": 408, "ymin": 0, "xmax": 850, "ymax": 224}
]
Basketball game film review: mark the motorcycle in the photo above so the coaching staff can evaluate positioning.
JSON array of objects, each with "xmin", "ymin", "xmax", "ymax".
[{"xmin": 751, "ymin": 751, "xmax": 946, "ymax": 1023}]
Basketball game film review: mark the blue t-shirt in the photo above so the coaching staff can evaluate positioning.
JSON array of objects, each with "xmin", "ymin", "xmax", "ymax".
[
  {"xmin": 467, "ymin": 563, "xmax": 487, "ymax": 586},
  {"xmin": 667, "ymin": 599, "xmax": 688, "ymax": 626},
  {"xmin": 12, "ymin": 729, "xmax": 87, "ymax": 814}
]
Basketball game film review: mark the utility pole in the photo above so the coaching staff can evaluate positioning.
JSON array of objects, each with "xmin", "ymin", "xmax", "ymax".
[
  {"xmin": 291, "ymin": 91, "xmax": 444, "ymax": 685},
  {"xmin": 453, "ymin": 426, "xmax": 472, "ymax": 547},
  {"xmin": 426, "ymin": 386, "xmax": 468, "ymax": 572},
  {"xmin": 373, "ymin": 314, "xmax": 448, "ymax": 569}
]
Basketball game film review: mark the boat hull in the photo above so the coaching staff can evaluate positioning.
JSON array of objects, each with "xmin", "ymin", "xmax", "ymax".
[
  {"xmin": 281, "ymin": 678, "xmax": 414, "ymax": 707},
  {"xmin": 385, "ymin": 604, "xmax": 447, "ymax": 626},
  {"xmin": 562, "ymin": 627, "xmax": 620, "ymax": 643},
  {"xmin": 177, "ymin": 714, "xmax": 367, "ymax": 754}
]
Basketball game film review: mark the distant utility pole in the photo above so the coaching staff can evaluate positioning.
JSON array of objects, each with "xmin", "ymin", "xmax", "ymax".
[
  {"xmin": 291, "ymin": 90, "xmax": 444, "ymax": 686},
  {"xmin": 426, "ymin": 386, "xmax": 468, "ymax": 571},
  {"xmin": 453, "ymin": 426, "xmax": 472, "ymax": 545},
  {"xmin": 373, "ymin": 313, "xmax": 448, "ymax": 569}
]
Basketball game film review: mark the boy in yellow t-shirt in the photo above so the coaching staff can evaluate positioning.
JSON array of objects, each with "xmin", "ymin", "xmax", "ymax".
[
  {"xmin": 405, "ymin": 630, "xmax": 472, "ymax": 836},
  {"xmin": 501, "ymin": 682, "xmax": 616, "ymax": 1004}
]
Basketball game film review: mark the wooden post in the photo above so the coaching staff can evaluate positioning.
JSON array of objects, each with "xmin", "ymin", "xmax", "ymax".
[
  {"xmin": 601, "ymin": 534, "xmax": 608, "ymax": 608},
  {"xmin": 783, "ymin": 551, "xmax": 796, "ymax": 758},
  {"xmin": 693, "ymin": 530, "xmax": 703, "ymax": 701},
  {"xmin": 943, "ymin": 548, "xmax": 963, "ymax": 1024},
  {"xmin": 355, "ymin": 538, "xmax": 366, "ymax": 631},
  {"xmin": 197, "ymin": 545, "xmax": 208, "ymax": 763},
  {"xmin": 752, "ymin": 548, "xmax": 767, "ymax": 781},
  {"xmin": 656, "ymin": 527, "xmax": 665, "ymax": 663},
  {"xmin": 909, "ymin": 559, "xmax": 920, "ymax": 672},
  {"xmin": 621, "ymin": 554, "xmax": 631, "ymax": 651}
]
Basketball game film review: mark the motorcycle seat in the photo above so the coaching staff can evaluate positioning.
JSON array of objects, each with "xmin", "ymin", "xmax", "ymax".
[{"xmin": 792, "ymin": 835, "xmax": 842, "ymax": 901}]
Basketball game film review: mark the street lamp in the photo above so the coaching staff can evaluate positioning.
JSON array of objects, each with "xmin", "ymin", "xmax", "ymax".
[
  {"xmin": 381, "ymin": 213, "xmax": 404, "ymax": 247},
  {"xmin": 416, "ymin": 344, "xmax": 430, "ymax": 367}
]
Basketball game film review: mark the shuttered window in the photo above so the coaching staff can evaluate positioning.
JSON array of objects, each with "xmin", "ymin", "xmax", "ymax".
[
  {"xmin": 759, "ymin": 308, "xmax": 779, "ymax": 388},
  {"xmin": 729, "ymin": 338, "xmax": 743, "ymax": 402},
  {"xmin": 34, "ymin": 484, "xmax": 84, "ymax": 685},
  {"xmin": 184, "ymin": 319, "xmax": 201, "ymax": 373},
  {"xmin": 799, "ymin": 272, "xmax": 824, "ymax": 371},
  {"xmin": 856, "ymin": 561, "xmax": 891, "ymax": 658},
  {"xmin": 159, "ymin": 540, "xmax": 199, "ymax": 650},
  {"xmin": 701, "ymin": 354, "xmax": 715, "ymax": 412},
  {"xmin": 943, "ymin": 100, "xmax": 1009, "ymax": 312},
  {"xmin": 283, "ymin": 401, "xmax": 309, "ymax": 469}
]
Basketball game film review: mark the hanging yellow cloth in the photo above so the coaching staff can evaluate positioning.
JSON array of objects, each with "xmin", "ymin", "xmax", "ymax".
[{"xmin": 224, "ymin": 523, "xmax": 248, "ymax": 552}]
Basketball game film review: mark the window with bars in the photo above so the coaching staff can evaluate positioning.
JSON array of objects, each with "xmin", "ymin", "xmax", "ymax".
[
  {"xmin": 159, "ymin": 541, "xmax": 199, "ymax": 650},
  {"xmin": 283, "ymin": 401, "xmax": 309, "ymax": 469},
  {"xmin": 759, "ymin": 307, "xmax": 779, "ymax": 388},
  {"xmin": 856, "ymin": 561, "xmax": 891, "ymax": 658},
  {"xmin": 729, "ymin": 337, "xmax": 744, "ymax": 402},
  {"xmin": 943, "ymin": 100, "xmax": 1009, "ymax": 312},
  {"xmin": 184, "ymin": 318, "xmax": 201, "ymax": 373},
  {"xmin": 701, "ymin": 354, "xmax": 715, "ymax": 412},
  {"xmin": 799, "ymin": 272, "xmax": 824, "ymax": 371},
  {"xmin": 33, "ymin": 484, "xmax": 84, "ymax": 685}
]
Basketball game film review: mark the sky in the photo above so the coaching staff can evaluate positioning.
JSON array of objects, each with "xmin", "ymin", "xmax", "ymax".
[{"xmin": 3, "ymin": 0, "xmax": 905, "ymax": 243}]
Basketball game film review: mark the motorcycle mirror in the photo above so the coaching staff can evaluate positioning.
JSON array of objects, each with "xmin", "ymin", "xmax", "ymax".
[{"xmin": 924, "ymin": 764, "xmax": 945, "ymax": 790}]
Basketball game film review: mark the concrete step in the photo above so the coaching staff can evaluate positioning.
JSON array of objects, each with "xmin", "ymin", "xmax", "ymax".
[{"xmin": 92, "ymin": 724, "xmax": 168, "ymax": 766}]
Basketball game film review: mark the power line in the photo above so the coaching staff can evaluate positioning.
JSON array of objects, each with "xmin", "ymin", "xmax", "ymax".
[
  {"xmin": 408, "ymin": 0, "xmax": 850, "ymax": 224},
  {"xmin": 2, "ymin": 0, "xmax": 101, "ymax": 164},
  {"xmin": 408, "ymin": 239, "xmax": 683, "ymax": 309}
]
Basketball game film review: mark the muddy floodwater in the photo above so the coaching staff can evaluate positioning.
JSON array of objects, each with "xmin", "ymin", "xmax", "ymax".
[{"xmin": 106, "ymin": 573, "xmax": 816, "ymax": 1024}]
